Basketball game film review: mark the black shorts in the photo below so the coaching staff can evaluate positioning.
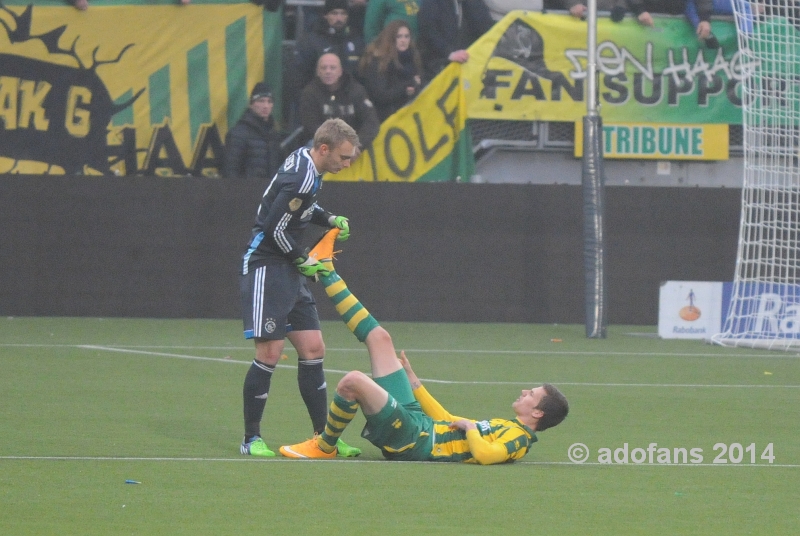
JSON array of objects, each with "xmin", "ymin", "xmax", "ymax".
[{"xmin": 240, "ymin": 262, "xmax": 321, "ymax": 340}]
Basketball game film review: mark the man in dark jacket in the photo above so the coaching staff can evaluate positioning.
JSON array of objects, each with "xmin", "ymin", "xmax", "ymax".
[
  {"xmin": 293, "ymin": 0, "xmax": 365, "ymax": 94},
  {"xmin": 299, "ymin": 53, "xmax": 380, "ymax": 153},
  {"xmin": 223, "ymin": 82, "xmax": 283, "ymax": 179},
  {"xmin": 417, "ymin": 0, "xmax": 495, "ymax": 82}
]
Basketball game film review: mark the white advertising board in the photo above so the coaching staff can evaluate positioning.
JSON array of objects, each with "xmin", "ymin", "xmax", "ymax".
[{"xmin": 658, "ymin": 281, "xmax": 724, "ymax": 340}]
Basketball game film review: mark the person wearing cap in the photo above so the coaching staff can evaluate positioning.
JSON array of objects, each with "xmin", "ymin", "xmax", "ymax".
[
  {"xmin": 299, "ymin": 52, "xmax": 380, "ymax": 153},
  {"xmin": 292, "ymin": 0, "xmax": 366, "ymax": 95},
  {"xmin": 223, "ymin": 82, "xmax": 283, "ymax": 179}
]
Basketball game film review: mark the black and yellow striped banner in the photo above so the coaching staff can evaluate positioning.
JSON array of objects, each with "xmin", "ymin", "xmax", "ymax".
[{"xmin": 0, "ymin": 1, "xmax": 281, "ymax": 175}]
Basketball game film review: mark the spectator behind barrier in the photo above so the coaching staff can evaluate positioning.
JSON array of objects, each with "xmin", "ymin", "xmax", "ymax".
[
  {"xmin": 223, "ymin": 82, "xmax": 284, "ymax": 179},
  {"xmin": 299, "ymin": 53, "xmax": 380, "ymax": 155},
  {"xmin": 293, "ymin": 0, "xmax": 366, "ymax": 94},
  {"xmin": 417, "ymin": 0, "xmax": 495, "ymax": 83},
  {"xmin": 560, "ymin": 0, "xmax": 628, "ymax": 23},
  {"xmin": 625, "ymin": 0, "xmax": 713, "ymax": 41},
  {"xmin": 358, "ymin": 20, "xmax": 423, "ymax": 121},
  {"xmin": 685, "ymin": 0, "xmax": 754, "ymax": 47},
  {"xmin": 348, "ymin": 0, "xmax": 370, "ymax": 37},
  {"xmin": 363, "ymin": 0, "xmax": 421, "ymax": 44},
  {"xmin": 483, "ymin": 0, "xmax": 543, "ymax": 21}
]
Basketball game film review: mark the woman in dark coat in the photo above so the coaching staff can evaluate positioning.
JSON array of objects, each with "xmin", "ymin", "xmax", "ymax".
[{"xmin": 358, "ymin": 20, "xmax": 423, "ymax": 122}]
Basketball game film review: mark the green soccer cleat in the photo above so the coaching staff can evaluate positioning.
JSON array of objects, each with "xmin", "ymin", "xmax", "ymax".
[
  {"xmin": 336, "ymin": 439, "xmax": 361, "ymax": 457},
  {"xmin": 240, "ymin": 436, "xmax": 276, "ymax": 457}
]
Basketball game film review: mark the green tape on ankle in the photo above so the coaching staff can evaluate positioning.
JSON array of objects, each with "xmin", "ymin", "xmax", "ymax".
[{"xmin": 354, "ymin": 316, "xmax": 380, "ymax": 342}]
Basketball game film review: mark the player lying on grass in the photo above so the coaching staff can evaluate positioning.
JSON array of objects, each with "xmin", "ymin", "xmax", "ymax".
[{"xmin": 279, "ymin": 230, "xmax": 569, "ymax": 464}]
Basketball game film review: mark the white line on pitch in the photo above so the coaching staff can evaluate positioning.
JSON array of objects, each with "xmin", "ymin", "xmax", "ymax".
[
  {"xmin": 2, "ymin": 342, "xmax": 799, "ymax": 359},
  {"xmin": 76, "ymin": 345, "xmax": 354, "ymax": 375},
  {"xmin": 0, "ymin": 456, "xmax": 797, "ymax": 468},
  {"xmin": 46, "ymin": 345, "xmax": 800, "ymax": 388},
  {"xmin": 2, "ymin": 344, "xmax": 799, "ymax": 388}
]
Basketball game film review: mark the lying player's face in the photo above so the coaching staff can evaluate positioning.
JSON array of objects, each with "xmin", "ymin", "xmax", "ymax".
[
  {"xmin": 512, "ymin": 386, "xmax": 546, "ymax": 416},
  {"xmin": 321, "ymin": 140, "xmax": 356, "ymax": 173}
]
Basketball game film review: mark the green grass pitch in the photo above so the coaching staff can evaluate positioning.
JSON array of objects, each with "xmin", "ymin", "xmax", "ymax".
[{"xmin": 1, "ymin": 317, "xmax": 799, "ymax": 534}]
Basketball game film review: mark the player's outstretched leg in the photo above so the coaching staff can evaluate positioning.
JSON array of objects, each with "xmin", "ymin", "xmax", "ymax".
[
  {"xmin": 280, "ymin": 230, "xmax": 393, "ymax": 459},
  {"xmin": 311, "ymin": 229, "xmax": 380, "ymax": 342},
  {"xmin": 282, "ymin": 229, "xmax": 365, "ymax": 458}
]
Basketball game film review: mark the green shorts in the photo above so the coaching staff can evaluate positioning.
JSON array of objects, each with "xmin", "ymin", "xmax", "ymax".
[{"xmin": 360, "ymin": 370, "xmax": 434, "ymax": 461}]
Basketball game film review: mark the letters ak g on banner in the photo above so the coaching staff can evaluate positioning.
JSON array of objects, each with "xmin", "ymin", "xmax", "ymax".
[{"xmin": 0, "ymin": 3, "xmax": 278, "ymax": 176}]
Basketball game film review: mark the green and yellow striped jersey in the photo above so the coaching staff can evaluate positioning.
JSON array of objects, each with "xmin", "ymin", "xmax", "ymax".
[{"xmin": 414, "ymin": 386, "xmax": 538, "ymax": 464}]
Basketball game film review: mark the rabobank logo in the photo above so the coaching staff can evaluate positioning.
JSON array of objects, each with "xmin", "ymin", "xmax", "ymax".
[
  {"xmin": 678, "ymin": 290, "xmax": 701, "ymax": 321},
  {"xmin": 658, "ymin": 281, "xmax": 724, "ymax": 340}
]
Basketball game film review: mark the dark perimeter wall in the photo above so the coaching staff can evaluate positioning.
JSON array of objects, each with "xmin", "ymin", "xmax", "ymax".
[{"xmin": 0, "ymin": 176, "xmax": 741, "ymax": 324}]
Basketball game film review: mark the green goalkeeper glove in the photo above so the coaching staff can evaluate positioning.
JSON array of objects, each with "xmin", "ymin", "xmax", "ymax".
[
  {"xmin": 294, "ymin": 255, "xmax": 331, "ymax": 279},
  {"xmin": 328, "ymin": 215, "xmax": 350, "ymax": 241}
]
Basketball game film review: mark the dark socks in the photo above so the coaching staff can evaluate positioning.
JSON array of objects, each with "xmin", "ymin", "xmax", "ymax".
[
  {"xmin": 242, "ymin": 360, "xmax": 274, "ymax": 439},
  {"xmin": 298, "ymin": 358, "xmax": 328, "ymax": 434}
]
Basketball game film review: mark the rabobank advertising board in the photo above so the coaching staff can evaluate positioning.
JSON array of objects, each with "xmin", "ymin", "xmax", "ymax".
[
  {"xmin": 660, "ymin": 281, "xmax": 800, "ymax": 341},
  {"xmin": 659, "ymin": 281, "xmax": 725, "ymax": 340}
]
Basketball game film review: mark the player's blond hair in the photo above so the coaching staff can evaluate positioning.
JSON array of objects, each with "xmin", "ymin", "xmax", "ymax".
[{"xmin": 313, "ymin": 118, "xmax": 360, "ymax": 151}]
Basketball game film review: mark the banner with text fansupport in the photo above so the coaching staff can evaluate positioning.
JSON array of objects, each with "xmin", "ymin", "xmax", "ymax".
[
  {"xmin": 462, "ymin": 12, "xmax": 743, "ymax": 125},
  {"xmin": 331, "ymin": 12, "xmax": 744, "ymax": 181},
  {"xmin": 0, "ymin": 3, "xmax": 282, "ymax": 176}
]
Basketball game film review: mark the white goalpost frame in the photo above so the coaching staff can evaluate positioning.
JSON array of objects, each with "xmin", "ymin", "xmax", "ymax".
[{"xmin": 712, "ymin": 0, "xmax": 800, "ymax": 349}]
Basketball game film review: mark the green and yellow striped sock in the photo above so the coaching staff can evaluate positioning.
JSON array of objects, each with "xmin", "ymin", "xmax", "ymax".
[
  {"xmin": 319, "ymin": 270, "xmax": 380, "ymax": 342},
  {"xmin": 318, "ymin": 393, "xmax": 359, "ymax": 453}
]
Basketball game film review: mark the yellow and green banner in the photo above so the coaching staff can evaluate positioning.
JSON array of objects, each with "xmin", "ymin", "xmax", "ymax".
[
  {"xmin": 332, "ymin": 11, "xmax": 743, "ymax": 181},
  {"xmin": 330, "ymin": 63, "xmax": 473, "ymax": 182},
  {"xmin": 0, "ymin": 1, "xmax": 281, "ymax": 175},
  {"xmin": 462, "ymin": 12, "xmax": 742, "ymax": 124},
  {"xmin": 0, "ymin": 5, "xmax": 745, "ymax": 179}
]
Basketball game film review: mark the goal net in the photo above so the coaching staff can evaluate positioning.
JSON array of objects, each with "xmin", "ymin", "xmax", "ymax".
[{"xmin": 712, "ymin": 1, "xmax": 800, "ymax": 349}]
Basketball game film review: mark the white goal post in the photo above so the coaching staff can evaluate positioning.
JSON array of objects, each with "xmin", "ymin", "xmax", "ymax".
[{"xmin": 712, "ymin": 1, "xmax": 800, "ymax": 349}]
